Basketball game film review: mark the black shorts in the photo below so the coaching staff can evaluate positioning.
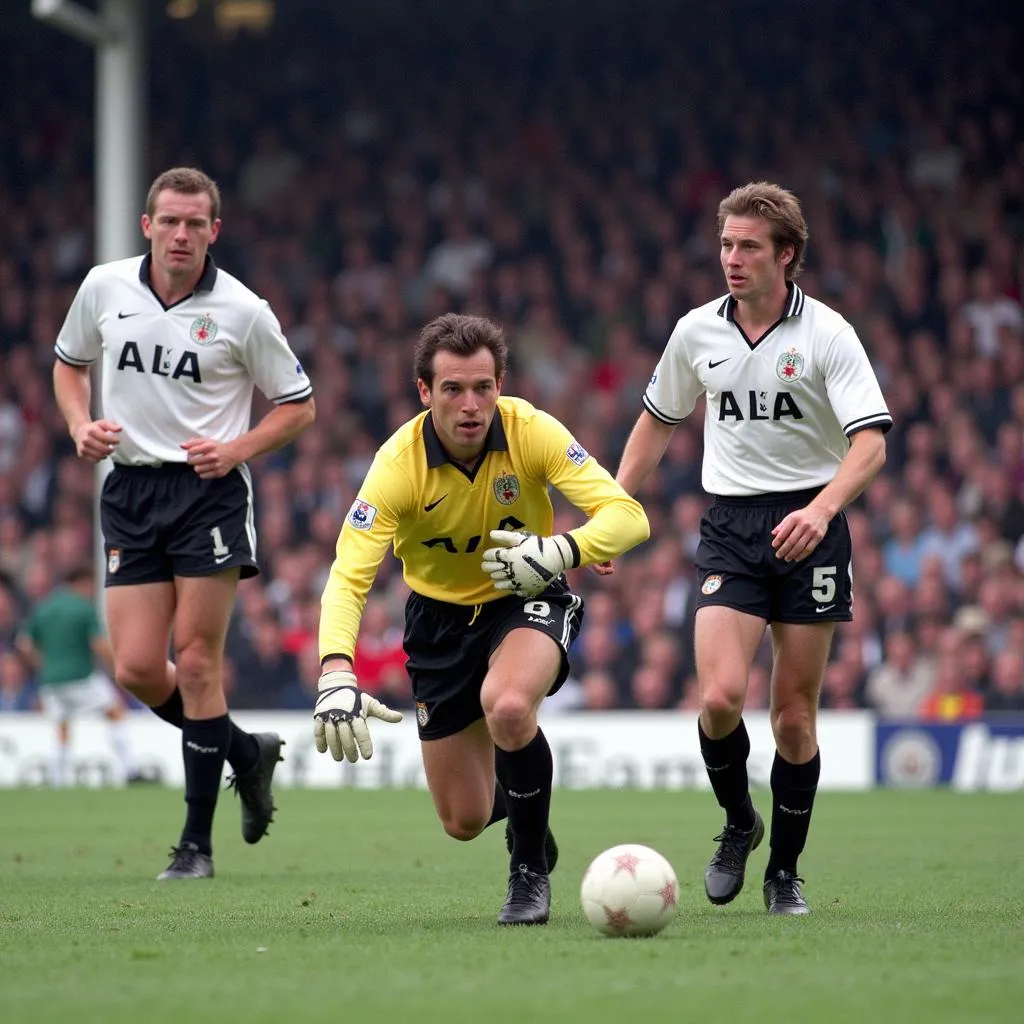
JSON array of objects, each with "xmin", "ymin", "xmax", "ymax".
[
  {"xmin": 694, "ymin": 488, "xmax": 853, "ymax": 624},
  {"xmin": 101, "ymin": 463, "xmax": 259, "ymax": 586},
  {"xmin": 403, "ymin": 578, "xmax": 584, "ymax": 741}
]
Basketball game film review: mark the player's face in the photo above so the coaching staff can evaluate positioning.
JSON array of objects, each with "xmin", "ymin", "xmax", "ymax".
[
  {"xmin": 720, "ymin": 215, "xmax": 792, "ymax": 304},
  {"xmin": 142, "ymin": 189, "xmax": 220, "ymax": 283},
  {"xmin": 418, "ymin": 348, "xmax": 502, "ymax": 463}
]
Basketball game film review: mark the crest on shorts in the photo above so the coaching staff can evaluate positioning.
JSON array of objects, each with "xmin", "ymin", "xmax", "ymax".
[
  {"xmin": 493, "ymin": 473, "xmax": 520, "ymax": 505},
  {"xmin": 701, "ymin": 574, "xmax": 723, "ymax": 595},
  {"xmin": 776, "ymin": 347, "xmax": 804, "ymax": 383},
  {"xmin": 190, "ymin": 313, "xmax": 218, "ymax": 346},
  {"xmin": 416, "ymin": 701, "xmax": 430, "ymax": 728},
  {"xmin": 107, "ymin": 548, "xmax": 120, "ymax": 575}
]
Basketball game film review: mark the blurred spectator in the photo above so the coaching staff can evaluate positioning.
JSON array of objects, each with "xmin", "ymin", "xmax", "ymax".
[
  {"xmin": 865, "ymin": 631, "xmax": 935, "ymax": 718},
  {"xmin": 918, "ymin": 627, "xmax": 986, "ymax": 721},
  {"xmin": 882, "ymin": 497, "xmax": 928, "ymax": 588},
  {"xmin": 352, "ymin": 596, "xmax": 411, "ymax": 707},
  {"xmin": 960, "ymin": 266, "xmax": 1023, "ymax": 358},
  {"xmin": 0, "ymin": 649, "xmax": 38, "ymax": 711},
  {"xmin": 230, "ymin": 612, "xmax": 300, "ymax": 709},
  {"xmin": 984, "ymin": 649, "xmax": 1024, "ymax": 712}
]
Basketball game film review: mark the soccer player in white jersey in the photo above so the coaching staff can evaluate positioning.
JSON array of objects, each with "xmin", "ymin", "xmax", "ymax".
[
  {"xmin": 52, "ymin": 167, "xmax": 316, "ymax": 880},
  {"xmin": 616, "ymin": 182, "xmax": 891, "ymax": 914}
]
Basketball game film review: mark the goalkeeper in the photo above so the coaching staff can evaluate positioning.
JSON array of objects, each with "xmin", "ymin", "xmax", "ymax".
[{"xmin": 315, "ymin": 313, "xmax": 649, "ymax": 926}]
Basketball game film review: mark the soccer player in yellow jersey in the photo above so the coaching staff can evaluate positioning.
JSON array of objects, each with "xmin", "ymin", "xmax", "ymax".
[{"xmin": 314, "ymin": 313, "xmax": 650, "ymax": 925}]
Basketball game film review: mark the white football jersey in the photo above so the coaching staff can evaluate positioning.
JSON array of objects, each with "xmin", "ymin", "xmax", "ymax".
[
  {"xmin": 56, "ymin": 255, "xmax": 312, "ymax": 466},
  {"xmin": 644, "ymin": 284, "xmax": 892, "ymax": 496}
]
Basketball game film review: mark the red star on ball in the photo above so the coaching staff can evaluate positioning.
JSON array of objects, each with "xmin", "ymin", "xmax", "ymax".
[
  {"xmin": 603, "ymin": 906, "xmax": 633, "ymax": 932},
  {"xmin": 658, "ymin": 878, "xmax": 678, "ymax": 910},
  {"xmin": 613, "ymin": 853, "xmax": 641, "ymax": 877}
]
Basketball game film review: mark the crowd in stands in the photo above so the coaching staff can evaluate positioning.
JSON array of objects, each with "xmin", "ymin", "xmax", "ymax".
[{"xmin": 1, "ymin": 0, "xmax": 1023, "ymax": 717}]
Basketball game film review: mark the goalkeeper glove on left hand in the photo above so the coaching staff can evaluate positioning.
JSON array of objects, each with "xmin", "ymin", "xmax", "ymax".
[{"xmin": 480, "ymin": 529, "xmax": 577, "ymax": 597}]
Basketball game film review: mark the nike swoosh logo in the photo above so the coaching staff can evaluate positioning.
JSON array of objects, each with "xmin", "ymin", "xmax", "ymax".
[
  {"xmin": 214, "ymin": 554, "xmax": 232, "ymax": 565},
  {"xmin": 423, "ymin": 495, "xmax": 448, "ymax": 512},
  {"xmin": 708, "ymin": 358, "xmax": 731, "ymax": 369},
  {"xmin": 815, "ymin": 604, "xmax": 836, "ymax": 614},
  {"xmin": 117, "ymin": 311, "xmax": 140, "ymax": 319}
]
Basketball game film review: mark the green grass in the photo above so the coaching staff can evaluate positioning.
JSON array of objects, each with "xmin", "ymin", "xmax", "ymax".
[{"xmin": 1, "ymin": 789, "xmax": 1022, "ymax": 1024}]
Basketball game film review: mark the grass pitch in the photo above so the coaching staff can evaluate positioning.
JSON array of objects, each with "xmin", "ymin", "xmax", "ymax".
[{"xmin": 1, "ymin": 788, "xmax": 1021, "ymax": 1024}]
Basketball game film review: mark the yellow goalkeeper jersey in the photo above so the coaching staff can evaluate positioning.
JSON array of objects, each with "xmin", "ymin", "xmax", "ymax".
[{"xmin": 320, "ymin": 396, "xmax": 649, "ymax": 660}]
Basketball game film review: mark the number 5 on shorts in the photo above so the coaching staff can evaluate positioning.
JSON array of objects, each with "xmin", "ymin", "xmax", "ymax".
[{"xmin": 811, "ymin": 566, "xmax": 836, "ymax": 604}]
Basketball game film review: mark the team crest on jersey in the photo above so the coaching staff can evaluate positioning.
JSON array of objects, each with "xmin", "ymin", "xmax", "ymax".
[
  {"xmin": 190, "ymin": 313, "xmax": 219, "ymax": 346},
  {"xmin": 107, "ymin": 548, "xmax": 120, "ymax": 575},
  {"xmin": 566, "ymin": 440, "xmax": 589, "ymax": 466},
  {"xmin": 776, "ymin": 347, "xmax": 805, "ymax": 383},
  {"xmin": 493, "ymin": 473, "xmax": 520, "ymax": 505},
  {"xmin": 346, "ymin": 499, "xmax": 378, "ymax": 531},
  {"xmin": 416, "ymin": 701, "xmax": 430, "ymax": 728},
  {"xmin": 701, "ymin": 574, "xmax": 723, "ymax": 595}
]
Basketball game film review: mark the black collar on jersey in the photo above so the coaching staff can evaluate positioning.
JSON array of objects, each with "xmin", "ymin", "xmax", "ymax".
[
  {"xmin": 716, "ymin": 281, "xmax": 805, "ymax": 323},
  {"xmin": 717, "ymin": 282, "xmax": 805, "ymax": 349},
  {"xmin": 423, "ymin": 409, "xmax": 509, "ymax": 480},
  {"xmin": 138, "ymin": 253, "xmax": 219, "ymax": 310}
]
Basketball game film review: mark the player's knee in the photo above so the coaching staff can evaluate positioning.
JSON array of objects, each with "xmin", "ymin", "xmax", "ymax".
[
  {"xmin": 115, "ymin": 659, "xmax": 163, "ymax": 694},
  {"xmin": 700, "ymin": 685, "xmax": 745, "ymax": 725},
  {"xmin": 440, "ymin": 815, "xmax": 487, "ymax": 842},
  {"xmin": 174, "ymin": 642, "xmax": 219, "ymax": 695},
  {"xmin": 771, "ymin": 702, "xmax": 815, "ymax": 752},
  {"xmin": 484, "ymin": 691, "xmax": 535, "ymax": 747}
]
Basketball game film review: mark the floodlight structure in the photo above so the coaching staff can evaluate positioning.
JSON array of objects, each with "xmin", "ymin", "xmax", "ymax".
[{"xmin": 32, "ymin": 0, "xmax": 147, "ymax": 609}]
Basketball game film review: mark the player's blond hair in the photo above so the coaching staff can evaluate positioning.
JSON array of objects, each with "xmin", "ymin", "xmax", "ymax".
[
  {"xmin": 145, "ymin": 167, "xmax": 221, "ymax": 223},
  {"xmin": 717, "ymin": 181, "xmax": 808, "ymax": 281},
  {"xmin": 414, "ymin": 314, "xmax": 509, "ymax": 387}
]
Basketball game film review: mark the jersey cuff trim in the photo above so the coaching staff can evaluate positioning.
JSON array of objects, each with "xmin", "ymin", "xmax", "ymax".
[
  {"xmin": 54, "ymin": 345, "xmax": 94, "ymax": 368},
  {"xmin": 844, "ymin": 413, "xmax": 893, "ymax": 436},
  {"xmin": 562, "ymin": 533, "xmax": 581, "ymax": 568},
  {"xmin": 272, "ymin": 385, "xmax": 314, "ymax": 404},
  {"xmin": 642, "ymin": 395, "xmax": 684, "ymax": 425},
  {"xmin": 321, "ymin": 652, "xmax": 353, "ymax": 667}
]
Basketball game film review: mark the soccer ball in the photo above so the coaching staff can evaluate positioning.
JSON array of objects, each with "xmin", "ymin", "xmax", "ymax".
[{"xmin": 580, "ymin": 843, "xmax": 679, "ymax": 937}]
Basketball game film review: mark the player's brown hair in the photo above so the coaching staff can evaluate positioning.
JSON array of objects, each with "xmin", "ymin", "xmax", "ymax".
[
  {"xmin": 717, "ymin": 181, "xmax": 808, "ymax": 281},
  {"xmin": 145, "ymin": 167, "xmax": 221, "ymax": 223},
  {"xmin": 414, "ymin": 313, "xmax": 509, "ymax": 387}
]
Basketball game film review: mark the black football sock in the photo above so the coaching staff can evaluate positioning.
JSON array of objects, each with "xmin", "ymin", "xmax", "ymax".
[
  {"xmin": 151, "ymin": 687, "xmax": 258, "ymax": 774},
  {"xmin": 151, "ymin": 688, "xmax": 185, "ymax": 727},
  {"xmin": 698, "ymin": 718, "xmax": 756, "ymax": 831},
  {"xmin": 494, "ymin": 728, "xmax": 553, "ymax": 874},
  {"xmin": 486, "ymin": 779, "xmax": 509, "ymax": 828},
  {"xmin": 180, "ymin": 715, "xmax": 231, "ymax": 855},
  {"xmin": 765, "ymin": 749, "xmax": 821, "ymax": 880}
]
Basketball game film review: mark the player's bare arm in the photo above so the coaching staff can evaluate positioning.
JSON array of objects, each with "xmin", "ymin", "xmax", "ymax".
[
  {"xmin": 181, "ymin": 398, "xmax": 316, "ymax": 478},
  {"xmin": 771, "ymin": 427, "xmax": 887, "ymax": 562},
  {"xmin": 14, "ymin": 634, "xmax": 40, "ymax": 670},
  {"xmin": 614, "ymin": 410, "xmax": 677, "ymax": 496},
  {"xmin": 53, "ymin": 360, "xmax": 123, "ymax": 461}
]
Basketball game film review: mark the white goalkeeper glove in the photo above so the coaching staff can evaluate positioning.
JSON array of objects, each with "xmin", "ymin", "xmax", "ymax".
[
  {"xmin": 313, "ymin": 670, "xmax": 403, "ymax": 763},
  {"xmin": 480, "ymin": 529, "xmax": 578, "ymax": 597}
]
